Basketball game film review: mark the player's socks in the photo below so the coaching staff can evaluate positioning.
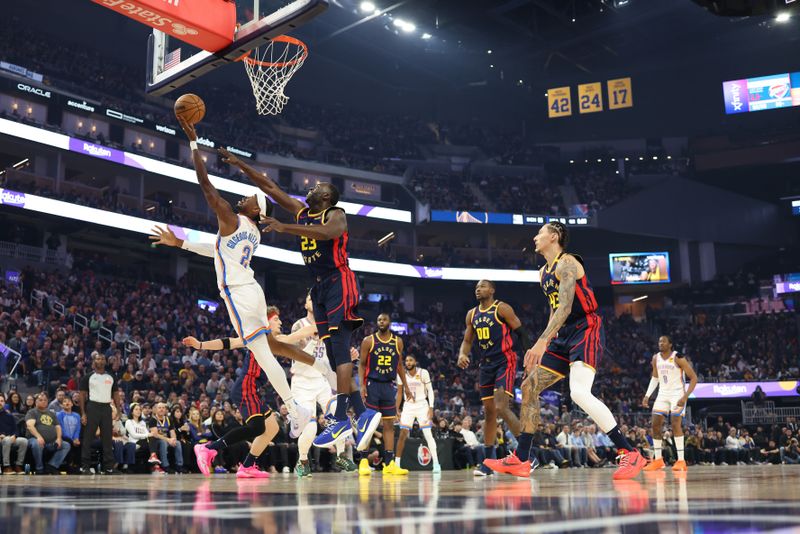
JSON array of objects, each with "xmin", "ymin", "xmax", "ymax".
[
  {"xmin": 652, "ymin": 439, "xmax": 663, "ymax": 459},
  {"xmin": 395, "ymin": 458, "xmax": 401, "ymax": 469},
  {"xmin": 606, "ymin": 426, "xmax": 635, "ymax": 451},
  {"xmin": 422, "ymin": 427, "xmax": 439, "ymax": 465},
  {"xmin": 349, "ymin": 391, "xmax": 366, "ymax": 416},
  {"xmin": 242, "ymin": 454, "xmax": 256, "ymax": 468},
  {"xmin": 206, "ymin": 439, "xmax": 227, "ymax": 451},
  {"xmin": 383, "ymin": 450, "xmax": 395, "ymax": 465},
  {"xmin": 515, "ymin": 433, "xmax": 534, "ymax": 462},
  {"xmin": 334, "ymin": 393, "xmax": 349, "ymax": 421},
  {"xmin": 675, "ymin": 435, "xmax": 685, "ymax": 461}
]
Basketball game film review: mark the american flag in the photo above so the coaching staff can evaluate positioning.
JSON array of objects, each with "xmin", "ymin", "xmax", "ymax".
[{"xmin": 164, "ymin": 48, "xmax": 182, "ymax": 70}]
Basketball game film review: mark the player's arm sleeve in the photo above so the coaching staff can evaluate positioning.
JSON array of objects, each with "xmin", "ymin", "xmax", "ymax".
[
  {"xmin": 645, "ymin": 377, "xmax": 659, "ymax": 398},
  {"xmin": 513, "ymin": 325, "xmax": 534, "ymax": 352},
  {"xmin": 423, "ymin": 370, "xmax": 435, "ymax": 408},
  {"xmin": 181, "ymin": 241, "xmax": 215, "ymax": 258}
]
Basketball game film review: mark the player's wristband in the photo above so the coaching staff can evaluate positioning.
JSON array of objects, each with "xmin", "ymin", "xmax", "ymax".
[
  {"xmin": 189, "ymin": 140, "xmax": 198, "ymax": 151},
  {"xmin": 222, "ymin": 338, "xmax": 231, "ymax": 350},
  {"xmin": 645, "ymin": 377, "xmax": 659, "ymax": 398}
]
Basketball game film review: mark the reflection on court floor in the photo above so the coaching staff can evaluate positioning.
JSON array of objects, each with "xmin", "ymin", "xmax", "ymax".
[{"xmin": 0, "ymin": 466, "xmax": 799, "ymax": 533}]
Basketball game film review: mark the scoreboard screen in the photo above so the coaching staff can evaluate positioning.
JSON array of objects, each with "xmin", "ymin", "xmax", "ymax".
[{"xmin": 723, "ymin": 71, "xmax": 800, "ymax": 114}]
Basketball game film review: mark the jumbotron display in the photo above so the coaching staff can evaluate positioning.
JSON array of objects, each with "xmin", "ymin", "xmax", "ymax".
[
  {"xmin": 722, "ymin": 71, "xmax": 800, "ymax": 114},
  {"xmin": 609, "ymin": 252, "xmax": 671, "ymax": 285}
]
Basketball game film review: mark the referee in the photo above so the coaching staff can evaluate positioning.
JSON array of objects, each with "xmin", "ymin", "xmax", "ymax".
[{"xmin": 78, "ymin": 352, "xmax": 119, "ymax": 475}]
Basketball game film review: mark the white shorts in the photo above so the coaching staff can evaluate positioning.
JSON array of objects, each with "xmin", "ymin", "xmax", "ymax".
[
  {"xmin": 220, "ymin": 282, "xmax": 269, "ymax": 344},
  {"xmin": 653, "ymin": 392, "xmax": 686, "ymax": 418},
  {"xmin": 399, "ymin": 402, "xmax": 432, "ymax": 429},
  {"xmin": 292, "ymin": 378, "xmax": 334, "ymax": 415}
]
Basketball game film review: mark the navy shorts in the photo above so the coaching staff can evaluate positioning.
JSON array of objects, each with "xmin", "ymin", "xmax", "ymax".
[
  {"xmin": 312, "ymin": 269, "xmax": 364, "ymax": 366},
  {"xmin": 230, "ymin": 386, "xmax": 271, "ymax": 422},
  {"xmin": 479, "ymin": 355, "xmax": 517, "ymax": 400},
  {"xmin": 541, "ymin": 315, "xmax": 605, "ymax": 378},
  {"xmin": 365, "ymin": 379, "xmax": 397, "ymax": 417}
]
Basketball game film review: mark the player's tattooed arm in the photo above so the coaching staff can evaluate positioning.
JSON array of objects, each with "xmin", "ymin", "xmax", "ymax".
[
  {"xmin": 218, "ymin": 147, "xmax": 305, "ymax": 215},
  {"xmin": 537, "ymin": 255, "xmax": 578, "ymax": 344}
]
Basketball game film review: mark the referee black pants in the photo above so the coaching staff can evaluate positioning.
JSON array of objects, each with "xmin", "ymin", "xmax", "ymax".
[{"xmin": 81, "ymin": 401, "xmax": 113, "ymax": 471}]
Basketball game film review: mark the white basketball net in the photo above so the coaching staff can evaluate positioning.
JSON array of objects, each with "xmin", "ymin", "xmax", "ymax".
[{"xmin": 242, "ymin": 36, "xmax": 308, "ymax": 116}]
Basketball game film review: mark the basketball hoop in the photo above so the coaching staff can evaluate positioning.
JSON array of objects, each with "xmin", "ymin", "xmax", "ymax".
[{"xmin": 238, "ymin": 35, "xmax": 308, "ymax": 116}]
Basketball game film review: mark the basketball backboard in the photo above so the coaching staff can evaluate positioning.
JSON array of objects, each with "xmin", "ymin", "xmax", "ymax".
[{"xmin": 146, "ymin": 0, "xmax": 327, "ymax": 96}]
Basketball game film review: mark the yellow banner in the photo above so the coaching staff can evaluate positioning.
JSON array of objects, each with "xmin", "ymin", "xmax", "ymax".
[
  {"xmin": 578, "ymin": 82, "xmax": 603, "ymax": 114},
  {"xmin": 547, "ymin": 86, "xmax": 572, "ymax": 118},
  {"xmin": 607, "ymin": 77, "xmax": 633, "ymax": 110}
]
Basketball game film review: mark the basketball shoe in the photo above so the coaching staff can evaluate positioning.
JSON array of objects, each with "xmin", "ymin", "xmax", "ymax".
[
  {"xmin": 643, "ymin": 457, "xmax": 665, "ymax": 471},
  {"xmin": 613, "ymin": 449, "xmax": 646, "ymax": 480}
]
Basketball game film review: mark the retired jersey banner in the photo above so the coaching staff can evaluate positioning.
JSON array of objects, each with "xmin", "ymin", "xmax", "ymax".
[
  {"xmin": 547, "ymin": 86, "xmax": 572, "ymax": 118},
  {"xmin": 578, "ymin": 82, "xmax": 603, "ymax": 114},
  {"xmin": 607, "ymin": 77, "xmax": 633, "ymax": 110}
]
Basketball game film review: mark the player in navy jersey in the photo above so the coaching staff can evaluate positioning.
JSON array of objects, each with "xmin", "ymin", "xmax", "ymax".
[
  {"xmin": 457, "ymin": 280, "xmax": 532, "ymax": 476},
  {"xmin": 359, "ymin": 313, "xmax": 411, "ymax": 475},
  {"xmin": 224, "ymin": 153, "xmax": 381, "ymax": 454},
  {"xmin": 493, "ymin": 221, "xmax": 645, "ymax": 480}
]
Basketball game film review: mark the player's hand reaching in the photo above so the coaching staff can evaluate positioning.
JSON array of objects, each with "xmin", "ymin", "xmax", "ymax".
[
  {"xmin": 404, "ymin": 385, "xmax": 415, "ymax": 403},
  {"xmin": 260, "ymin": 217, "xmax": 286, "ymax": 233},
  {"xmin": 360, "ymin": 382, "xmax": 367, "ymax": 402},
  {"xmin": 182, "ymin": 336, "xmax": 200, "ymax": 349},
  {"xmin": 149, "ymin": 226, "xmax": 180, "ymax": 247},
  {"xmin": 524, "ymin": 340, "xmax": 547, "ymax": 375},
  {"xmin": 677, "ymin": 396, "xmax": 687, "ymax": 408},
  {"xmin": 350, "ymin": 347, "xmax": 359, "ymax": 361},
  {"xmin": 456, "ymin": 354, "xmax": 470, "ymax": 369},
  {"xmin": 217, "ymin": 147, "xmax": 240, "ymax": 167},
  {"xmin": 641, "ymin": 396, "xmax": 650, "ymax": 409},
  {"xmin": 177, "ymin": 118, "xmax": 198, "ymax": 141}
]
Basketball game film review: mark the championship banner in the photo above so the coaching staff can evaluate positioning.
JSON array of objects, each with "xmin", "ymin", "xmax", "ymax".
[{"xmin": 578, "ymin": 82, "xmax": 603, "ymax": 114}]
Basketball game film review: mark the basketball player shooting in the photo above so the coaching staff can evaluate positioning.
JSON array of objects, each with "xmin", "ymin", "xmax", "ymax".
[
  {"xmin": 217, "ymin": 148, "xmax": 382, "ymax": 452},
  {"xmin": 517, "ymin": 222, "xmax": 645, "ymax": 480},
  {"xmin": 457, "ymin": 280, "xmax": 530, "ymax": 476},
  {"xmin": 642, "ymin": 335, "xmax": 697, "ymax": 472},
  {"xmin": 150, "ymin": 117, "xmax": 312, "ymax": 438}
]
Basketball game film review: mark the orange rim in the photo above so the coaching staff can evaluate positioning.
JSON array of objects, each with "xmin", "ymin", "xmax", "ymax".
[{"xmin": 236, "ymin": 35, "xmax": 308, "ymax": 68}]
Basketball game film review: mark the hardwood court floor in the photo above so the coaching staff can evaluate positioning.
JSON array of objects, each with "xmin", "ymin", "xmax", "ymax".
[{"xmin": 0, "ymin": 465, "xmax": 799, "ymax": 533}]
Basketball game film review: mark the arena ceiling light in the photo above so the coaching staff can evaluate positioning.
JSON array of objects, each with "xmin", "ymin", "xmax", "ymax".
[
  {"xmin": 421, "ymin": 32, "xmax": 432, "ymax": 39},
  {"xmin": 392, "ymin": 18, "xmax": 416, "ymax": 32},
  {"xmin": 775, "ymin": 12, "xmax": 791, "ymax": 22},
  {"xmin": 360, "ymin": 1, "xmax": 376, "ymax": 13}
]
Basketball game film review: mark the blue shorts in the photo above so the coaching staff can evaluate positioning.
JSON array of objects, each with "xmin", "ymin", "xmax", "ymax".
[
  {"xmin": 479, "ymin": 356, "xmax": 517, "ymax": 400},
  {"xmin": 541, "ymin": 315, "xmax": 605, "ymax": 378},
  {"xmin": 365, "ymin": 379, "xmax": 397, "ymax": 417}
]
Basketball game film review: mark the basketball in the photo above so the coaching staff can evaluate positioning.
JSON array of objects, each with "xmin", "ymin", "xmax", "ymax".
[{"xmin": 174, "ymin": 94, "xmax": 206, "ymax": 125}]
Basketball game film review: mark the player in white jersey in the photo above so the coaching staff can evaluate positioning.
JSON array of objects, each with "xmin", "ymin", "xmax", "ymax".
[
  {"xmin": 394, "ymin": 354, "xmax": 441, "ymax": 473},
  {"xmin": 281, "ymin": 295, "xmax": 358, "ymax": 476},
  {"xmin": 149, "ymin": 117, "xmax": 311, "ymax": 438},
  {"xmin": 642, "ymin": 335, "xmax": 698, "ymax": 472}
]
